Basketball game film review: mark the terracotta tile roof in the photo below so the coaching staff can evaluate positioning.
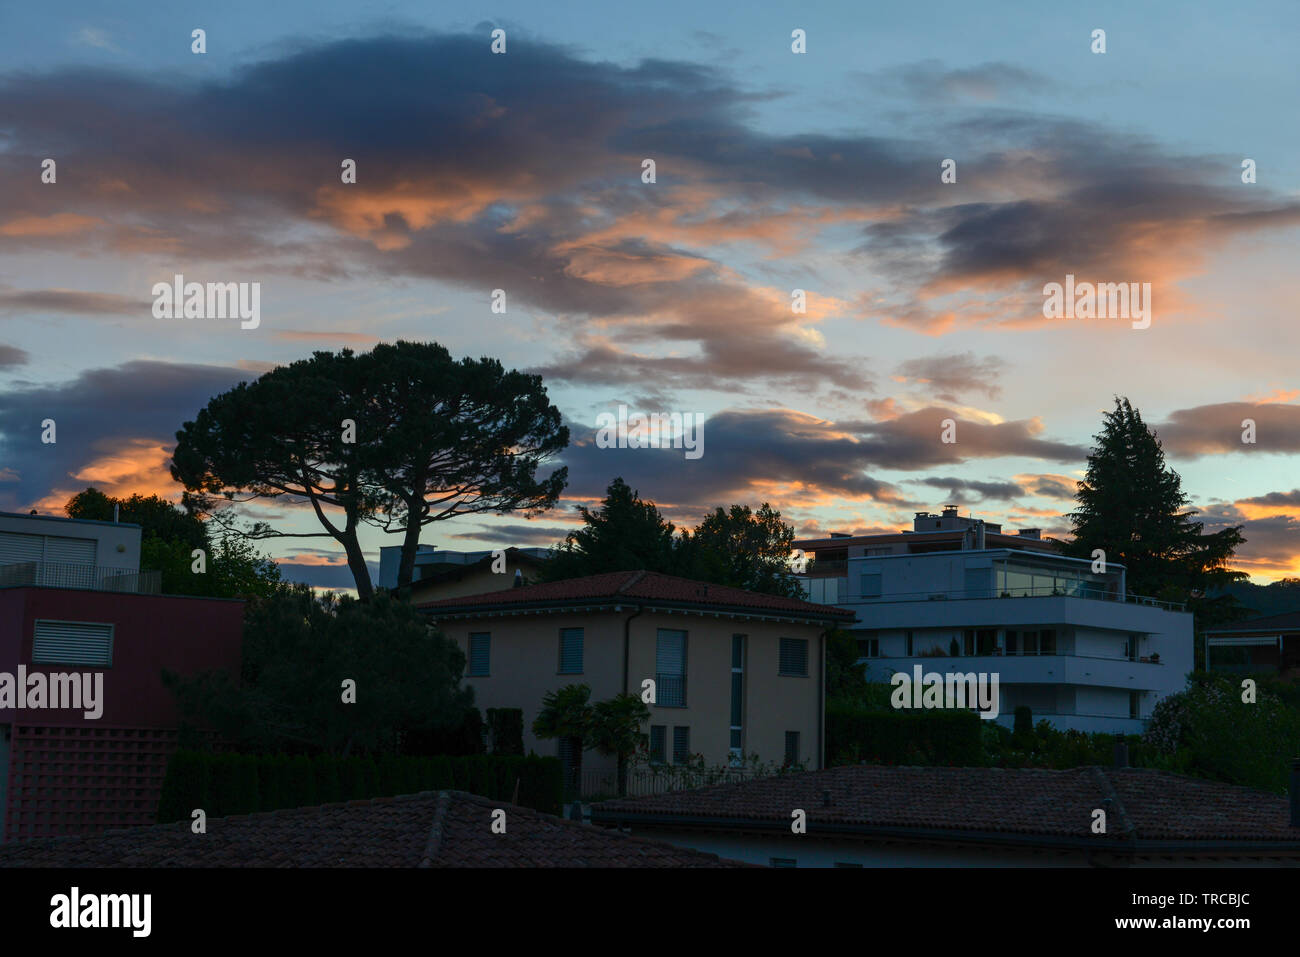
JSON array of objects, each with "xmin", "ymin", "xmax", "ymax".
[
  {"xmin": 593, "ymin": 765, "xmax": 1300, "ymax": 847},
  {"xmin": 417, "ymin": 569, "xmax": 854, "ymax": 620},
  {"xmin": 0, "ymin": 790, "xmax": 750, "ymax": 868}
]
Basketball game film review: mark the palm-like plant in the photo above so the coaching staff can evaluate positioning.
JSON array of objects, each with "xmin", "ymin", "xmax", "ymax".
[
  {"xmin": 589, "ymin": 693, "xmax": 651, "ymax": 797},
  {"xmin": 531, "ymin": 684, "xmax": 594, "ymax": 796}
]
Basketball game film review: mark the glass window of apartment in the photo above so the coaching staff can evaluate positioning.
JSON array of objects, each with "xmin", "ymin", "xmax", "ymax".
[
  {"xmin": 856, "ymin": 634, "xmax": 879, "ymax": 658},
  {"xmin": 672, "ymin": 726, "xmax": 691, "ymax": 765},
  {"xmin": 730, "ymin": 636, "xmax": 745, "ymax": 760},
  {"xmin": 1125, "ymin": 634, "xmax": 1138, "ymax": 661},
  {"xmin": 558, "ymin": 627, "xmax": 584, "ymax": 674},
  {"xmin": 1129, "ymin": 692, "xmax": 1140, "ymax": 719},
  {"xmin": 1040, "ymin": 629, "xmax": 1057, "ymax": 655},
  {"xmin": 906, "ymin": 630, "xmax": 914, "ymax": 656},
  {"xmin": 860, "ymin": 573, "xmax": 882, "ymax": 598},
  {"xmin": 649, "ymin": 725, "xmax": 667, "ymax": 764},
  {"xmin": 779, "ymin": 638, "xmax": 809, "ymax": 676},
  {"xmin": 468, "ymin": 632, "xmax": 490, "ymax": 676},
  {"xmin": 656, "ymin": 629, "xmax": 688, "ymax": 707},
  {"xmin": 1005, "ymin": 630, "xmax": 1018, "ymax": 655},
  {"xmin": 1021, "ymin": 630, "xmax": 1039, "ymax": 655},
  {"xmin": 784, "ymin": 731, "xmax": 800, "ymax": 767}
]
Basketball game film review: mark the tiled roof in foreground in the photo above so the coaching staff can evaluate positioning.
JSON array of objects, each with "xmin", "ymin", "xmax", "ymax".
[
  {"xmin": 418, "ymin": 569, "xmax": 854, "ymax": 620},
  {"xmin": 0, "ymin": 790, "xmax": 748, "ymax": 868},
  {"xmin": 593, "ymin": 765, "xmax": 1300, "ymax": 848}
]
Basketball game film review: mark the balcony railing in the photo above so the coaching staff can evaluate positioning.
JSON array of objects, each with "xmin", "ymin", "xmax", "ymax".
[
  {"xmin": 815, "ymin": 583, "xmax": 1185, "ymax": 612},
  {"xmin": 0, "ymin": 561, "xmax": 161, "ymax": 594}
]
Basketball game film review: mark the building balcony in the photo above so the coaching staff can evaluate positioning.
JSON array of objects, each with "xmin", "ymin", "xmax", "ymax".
[
  {"xmin": 0, "ymin": 561, "xmax": 161, "ymax": 594},
  {"xmin": 861, "ymin": 652, "xmax": 1168, "ymax": 691}
]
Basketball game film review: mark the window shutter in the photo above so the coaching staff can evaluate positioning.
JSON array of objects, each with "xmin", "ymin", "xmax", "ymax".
[
  {"xmin": 655, "ymin": 630, "xmax": 686, "ymax": 706},
  {"xmin": 468, "ymin": 633, "xmax": 490, "ymax": 676},
  {"xmin": 672, "ymin": 726, "xmax": 690, "ymax": 764},
  {"xmin": 558, "ymin": 628, "xmax": 584, "ymax": 673},
  {"xmin": 43, "ymin": 536, "xmax": 96, "ymax": 565},
  {"xmin": 0, "ymin": 532, "xmax": 43, "ymax": 565},
  {"xmin": 32, "ymin": 620, "xmax": 113, "ymax": 666},
  {"xmin": 779, "ymin": 638, "xmax": 808, "ymax": 676},
  {"xmin": 649, "ymin": 725, "xmax": 667, "ymax": 764}
]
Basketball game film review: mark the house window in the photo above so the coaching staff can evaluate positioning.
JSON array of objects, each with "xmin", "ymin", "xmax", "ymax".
[
  {"xmin": 856, "ymin": 635, "xmax": 879, "ymax": 658},
  {"xmin": 656, "ymin": 629, "xmax": 687, "ymax": 707},
  {"xmin": 32, "ymin": 620, "xmax": 113, "ymax": 667},
  {"xmin": 1129, "ymin": 692, "xmax": 1140, "ymax": 719},
  {"xmin": 672, "ymin": 726, "xmax": 691, "ymax": 765},
  {"xmin": 1021, "ymin": 630, "xmax": 1039, "ymax": 655},
  {"xmin": 860, "ymin": 573, "xmax": 882, "ymax": 598},
  {"xmin": 468, "ymin": 633, "xmax": 490, "ymax": 676},
  {"xmin": 906, "ymin": 630, "xmax": 914, "ymax": 656},
  {"xmin": 649, "ymin": 725, "xmax": 667, "ymax": 764},
  {"xmin": 1040, "ymin": 629, "xmax": 1057, "ymax": 655},
  {"xmin": 784, "ymin": 731, "xmax": 800, "ymax": 767},
  {"xmin": 770, "ymin": 858, "xmax": 797, "ymax": 868},
  {"xmin": 730, "ymin": 635, "xmax": 745, "ymax": 762},
  {"xmin": 779, "ymin": 638, "xmax": 809, "ymax": 676},
  {"xmin": 962, "ymin": 629, "xmax": 996, "ymax": 656},
  {"xmin": 1125, "ymin": 634, "xmax": 1138, "ymax": 661},
  {"xmin": 558, "ymin": 627, "xmax": 584, "ymax": 674},
  {"xmin": 558, "ymin": 737, "xmax": 579, "ymax": 793},
  {"xmin": 1005, "ymin": 630, "xmax": 1018, "ymax": 655}
]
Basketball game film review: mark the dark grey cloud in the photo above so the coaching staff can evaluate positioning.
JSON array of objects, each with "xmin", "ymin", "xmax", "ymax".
[
  {"xmin": 0, "ymin": 359, "xmax": 251, "ymax": 509},
  {"xmin": 0, "ymin": 288, "xmax": 143, "ymax": 316},
  {"xmin": 913, "ymin": 476, "xmax": 1024, "ymax": 503},
  {"xmin": 448, "ymin": 522, "xmax": 576, "ymax": 547},
  {"xmin": 859, "ymin": 60, "xmax": 1054, "ymax": 103},
  {"xmin": 0, "ymin": 344, "xmax": 30, "ymax": 368},
  {"xmin": 554, "ymin": 406, "xmax": 1083, "ymax": 514},
  {"xmin": 1240, "ymin": 489, "xmax": 1300, "ymax": 508},
  {"xmin": 1153, "ymin": 401, "xmax": 1300, "ymax": 457},
  {"xmin": 895, "ymin": 352, "xmax": 1004, "ymax": 399}
]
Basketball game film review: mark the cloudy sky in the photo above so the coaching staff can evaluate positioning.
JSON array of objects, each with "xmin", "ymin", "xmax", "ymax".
[{"xmin": 2, "ymin": 0, "xmax": 1299, "ymax": 588}]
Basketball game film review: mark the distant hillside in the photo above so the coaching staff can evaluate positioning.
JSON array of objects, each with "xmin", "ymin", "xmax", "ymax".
[{"xmin": 1211, "ymin": 579, "xmax": 1300, "ymax": 620}]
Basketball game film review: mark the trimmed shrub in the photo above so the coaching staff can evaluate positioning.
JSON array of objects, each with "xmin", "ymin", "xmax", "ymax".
[
  {"xmin": 486, "ymin": 708, "xmax": 525, "ymax": 755},
  {"xmin": 826, "ymin": 703, "xmax": 984, "ymax": 767},
  {"xmin": 156, "ymin": 750, "xmax": 211, "ymax": 824}
]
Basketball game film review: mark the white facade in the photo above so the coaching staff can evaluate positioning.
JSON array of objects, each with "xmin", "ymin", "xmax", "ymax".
[
  {"xmin": 0, "ymin": 511, "xmax": 142, "ymax": 589},
  {"xmin": 801, "ymin": 546, "xmax": 1194, "ymax": 734}
]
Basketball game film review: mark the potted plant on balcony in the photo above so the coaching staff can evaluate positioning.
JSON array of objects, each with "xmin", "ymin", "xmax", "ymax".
[{"xmin": 1149, "ymin": 652, "xmax": 1160, "ymax": 664}]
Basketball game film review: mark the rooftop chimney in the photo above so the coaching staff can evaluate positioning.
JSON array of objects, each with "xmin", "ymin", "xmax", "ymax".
[{"xmin": 113, "ymin": 503, "xmax": 120, "ymax": 523}]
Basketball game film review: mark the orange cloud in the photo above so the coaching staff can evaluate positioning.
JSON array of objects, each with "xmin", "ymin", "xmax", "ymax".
[
  {"xmin": 0, "ymin": 213, "xmax": 103, "ymax": 236},
  {"xmin": 30, "ymin": 438, "xmax": 184, "ymax": 512}
]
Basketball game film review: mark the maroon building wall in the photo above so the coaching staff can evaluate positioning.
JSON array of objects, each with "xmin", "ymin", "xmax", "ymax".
[{"xmin": 0, "ymin": 588, "xmax": 243, "ymax": 841}]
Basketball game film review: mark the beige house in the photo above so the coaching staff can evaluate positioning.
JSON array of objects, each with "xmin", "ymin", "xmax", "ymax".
[{"xmin": 419, "ymin": 570, "xmax": 853, "ymax": 788}]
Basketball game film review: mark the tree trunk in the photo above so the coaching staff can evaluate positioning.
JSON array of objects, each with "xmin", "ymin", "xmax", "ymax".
[
  {"xmin": 340, "ymin": 532, "xmax": 374, "ymax": 601},
  {"xmin": 396, "ymin": 501, "xmax": 425, "ymax": 592}
]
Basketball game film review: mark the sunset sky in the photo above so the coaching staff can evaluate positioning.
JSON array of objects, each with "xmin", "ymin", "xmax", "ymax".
[{"xmin": 2, "ymin": 1, "xmax": 1299, "ymax": 588}]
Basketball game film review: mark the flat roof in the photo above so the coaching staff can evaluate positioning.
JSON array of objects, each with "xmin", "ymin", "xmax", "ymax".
[{"xmin": 0, "ymin": 510, "xmax": 142, "ymax": 530}]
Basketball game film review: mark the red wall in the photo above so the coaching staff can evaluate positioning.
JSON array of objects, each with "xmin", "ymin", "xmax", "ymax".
[{"xmin": 0, "ymin": 587, "xmax": 243, "ymax": 727}]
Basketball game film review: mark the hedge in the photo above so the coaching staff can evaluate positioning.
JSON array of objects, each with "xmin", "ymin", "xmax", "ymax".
[
  {"xmin": 826, "ymin": 703, "xmax": 984, "ymax": 767},
  {"xmin": 486, "ymin": 708, "xmax": 525, "ymax": 755},
  {"xmin": 157, "ymin": 751, "xmax": 563, "ymax": 823}
]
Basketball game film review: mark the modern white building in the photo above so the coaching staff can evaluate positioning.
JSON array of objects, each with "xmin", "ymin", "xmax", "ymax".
[
  {"xmin": 0, "ymin": 510, "xmax": 155, "ymax": 592},
  {"xmin": 795, "ymin": 508, "xmax": 1194, "ymax": 734}
]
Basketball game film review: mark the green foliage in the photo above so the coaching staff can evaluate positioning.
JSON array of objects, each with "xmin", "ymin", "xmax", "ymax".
[
  {"xmin": 165, "ymin": 587, "xmax": 474, "ymax": 756},
  {"xmin": 65, "ymin": 487, "xmax": 281, "ymax": 599},
  {"xmin": 825, "ymin": 628, "xmax": 869, "ymax": 705},
  {"xmin": 1063, "ymin": 397, "xmax": 1247, "ymax": 626},
  {"xmin": 1143, "ymin": 672, "xmax": 1300, "ymax": 793},
  {"xmin": 678, "ymin": 503, "xmax": 804, "ymax": 598},
  {"xmin": 157, "ymin": 750, "xmax": 563, "ymax": 820},
  {"xmin": 542, "ymin": 478, "xmax": 807, "ymax": 599},
  {"xmin": 826, "ymin": 704, "xmax": 984, "ymax": 766},
  {"xmin": 171, "ymin": 342, "xmax": 569, "ymax": 598},
  {"xmin": 486, "ymin": 708, "xmax": 525, "ymax": 755},
  {"xmin": 542, "ymin": 478, "xmax": 679, "ymax": 580}
]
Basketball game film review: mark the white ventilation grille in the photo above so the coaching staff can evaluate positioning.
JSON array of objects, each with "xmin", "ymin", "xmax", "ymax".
[{"xmin": 32, "ymin": 620, "xmax": 114, "ymax": 666}]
